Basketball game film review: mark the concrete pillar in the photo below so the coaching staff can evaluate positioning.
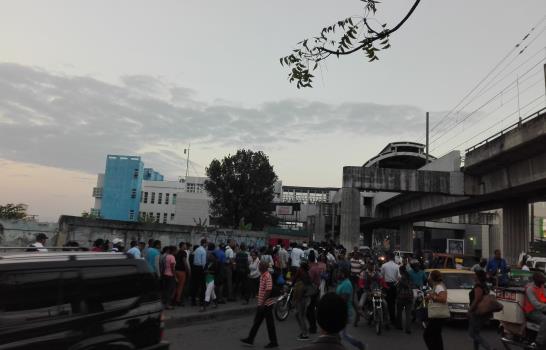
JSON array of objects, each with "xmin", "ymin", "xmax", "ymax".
[
  {"xmin": 502, "ymin": 201, "xmax": 529, "ymax": 265},
  {"xmin": 314, "ymin": 204, "xmax": 326, "ymax": 241},
  {"xmin": 399, "ymin": 222, "xmax": 414, "ymax": 252},
  {"xmin": 340, "ymin": 187, "xmax": 360, "ymax": 250}
]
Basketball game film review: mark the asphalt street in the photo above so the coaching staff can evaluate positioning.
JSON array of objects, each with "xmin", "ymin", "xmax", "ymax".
[{"xmin": 165, "ymin": 312, "xmax": 504, "ymax": 350}]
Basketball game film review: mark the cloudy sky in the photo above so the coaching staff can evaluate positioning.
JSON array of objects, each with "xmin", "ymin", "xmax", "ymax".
[{"xmin": 0, "ymin": 0, "xmax": 545, "ymax": 221}]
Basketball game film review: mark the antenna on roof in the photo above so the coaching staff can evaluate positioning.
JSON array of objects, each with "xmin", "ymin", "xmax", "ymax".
[{"xmin": 184, "ymin": 143, "xmax": 191, "ymax": 178}]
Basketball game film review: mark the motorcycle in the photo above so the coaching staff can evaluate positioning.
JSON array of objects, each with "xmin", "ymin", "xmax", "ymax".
[
  {"xmin": 494, "ymin": 286, "xmax": 540, "ymax": 349},
  {"xmin": 365, "ymin": 288, "xmax": 386, "ymax": 335},
  {"xmin": 413, "ymin": 286, "xmax": 431, "ymax": 329},
  {"xmin": 274, "ymin": 282, "xmax": 293, "ymax": 321}
]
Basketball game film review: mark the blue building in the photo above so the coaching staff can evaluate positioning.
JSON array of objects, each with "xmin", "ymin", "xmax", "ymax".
[
  {"xmin": 100, "ymin": 155, "xmax": 144, "ymax": 221},
  {"xmin": 144, "ymin": 168, "xmax": 164, "ymax": 181}
]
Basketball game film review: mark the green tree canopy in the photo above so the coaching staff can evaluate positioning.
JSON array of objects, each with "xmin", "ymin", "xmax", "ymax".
[
  {"xmin": 280, "ymin": 0, "xmax": 421, "ymax": 88},
  {"xmin": 205, "ymin": 149, "xmax": 278, "ymax": 230},
  {"xmin": 0, "ymin": 203, "xmax": 28, "ymax": 220}
]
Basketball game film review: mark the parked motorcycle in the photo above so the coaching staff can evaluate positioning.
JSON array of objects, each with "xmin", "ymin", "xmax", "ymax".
[{"xmin": 274, "ymin": 282, "xmax": 293, "ymax": 321}]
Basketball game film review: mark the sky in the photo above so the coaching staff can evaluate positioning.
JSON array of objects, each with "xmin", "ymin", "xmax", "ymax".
[{"xmin": 0, "ymin": 0, "xmax": 545, "ymax": 221}]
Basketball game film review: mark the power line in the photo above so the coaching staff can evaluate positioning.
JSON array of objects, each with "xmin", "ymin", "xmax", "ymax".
[
  {"xmin": 429, "ymin": 58, "xmax": 546, "ymax": 146},
  {"xmin": 442, "ymin": 95, "xmax": 545, "ymax": 154},
  {"xmin": 417, "ymin": 15, "xmax": 546, "ymax": 143}
]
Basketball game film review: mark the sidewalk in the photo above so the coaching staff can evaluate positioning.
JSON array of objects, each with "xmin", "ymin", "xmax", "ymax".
[{"xmin": 163, "ymin": 300, "xmax": 257, "ymax": 328}]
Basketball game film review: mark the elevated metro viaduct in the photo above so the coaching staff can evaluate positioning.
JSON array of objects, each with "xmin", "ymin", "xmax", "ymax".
[{"xmin": 340, "ymin": 108, "xmax": 546, "ymax": 264}]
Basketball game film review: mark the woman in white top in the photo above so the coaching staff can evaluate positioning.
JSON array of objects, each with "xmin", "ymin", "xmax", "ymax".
[
  {"xmin": 248, "ymin": 251, "xmax": 261, "ymax": 300},
  {"xmin": 423, "ymin": 270, "xmax": 448, "ymax": 350}
]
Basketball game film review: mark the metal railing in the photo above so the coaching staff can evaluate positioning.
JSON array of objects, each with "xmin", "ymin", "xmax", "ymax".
[{"xmin": 465, "ymin": 107, "xmax": 546, "ymax": 154}]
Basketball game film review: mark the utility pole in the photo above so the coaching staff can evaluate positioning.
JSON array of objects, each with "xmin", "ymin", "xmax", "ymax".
[
  {"xmin": 184, "ymin": 144, "xmax": 191, "ymax": 178},
  {"xmin": 425, "ymin": 112, "xmax": 430, "ymax": 163}
]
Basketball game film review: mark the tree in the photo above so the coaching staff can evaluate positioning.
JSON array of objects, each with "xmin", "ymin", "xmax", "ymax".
[
  {"xmin": 205, "ymin": 149, "xmax": 278, "ymax": 230},
  {"xmin": 280, "ymin": 0, "xmax": 421, "ymax": 88},
  {"xmin": 81, "ymin": 211, "xmax": 101, "ymax": 219},
  {"xmin": 0, "ymin": 203, "xmax": 28, "ymax": 220}
]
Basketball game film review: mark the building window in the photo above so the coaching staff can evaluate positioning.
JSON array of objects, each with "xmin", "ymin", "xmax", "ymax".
[
  {"xmin": 133, "ymin": 169, "xmax": 139, "ymax": 178},
  {"xmin": 151, "ymin": 192, "xmax": 155, "ymax": 204},
  {"xmin": 149, "ymin": 212, "xmax": 154, "ymax": 221},
  {"xmin": 139, "ymin": 211, "xmax": 145, "ymax": 219},
  {"xmin": 170, "ymin": 213, "xmax": 175, "ymax": 221},
  {"xmin": 163, "ymin": 213, "xmax": 167, "ymax": 224},
  {"xmin": 129, "ymin": 210, "xmax": 135, "ymax": 220},
  {"xmin": 156, "ymin": 213, "xmax": 161, "ymax": 222},
  {"xmin": 172, "ymin": 193, "xmax": 177, "ymax": 205},
  {"xmin": 196, "ymin": 183, "xmax": 204, "ymax": 193},
  {"xmin": 186, "ymin": 183, "xmax": 195, "ymax": 193},
  {"xmin": 158, "ymin": 193, "xmax": 163, "ymax": 205},
  {"xmin": 130, "ymin": 188, "xmax": 137, "ymax": 199},
  {"xmin": 165, "ymin": 193, "xmax": 170, "ymax": 205},
  {"xmin": 143, "ymin": 192, "xmax": 148, "ymax": 204}
]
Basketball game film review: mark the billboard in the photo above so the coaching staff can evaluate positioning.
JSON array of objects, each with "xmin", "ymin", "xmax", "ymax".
[
  {"xmin": 276, "ymin": 205, "xmax": 294, "ymax": 216},
  {"xmin": 447, "ymin": 239, "xmax": 465, "ymax": 255}
]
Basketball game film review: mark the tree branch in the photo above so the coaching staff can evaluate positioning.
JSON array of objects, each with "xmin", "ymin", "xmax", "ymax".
[{"xmin": 319, "ymin": 0, "xmax": 421, "ymax": 56}]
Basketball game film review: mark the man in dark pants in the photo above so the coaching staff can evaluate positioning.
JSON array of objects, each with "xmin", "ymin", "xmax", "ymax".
[
  {"xmin": 190, "ymin": 239, "xmax": 207, "ymax": 306},
  {"xmin": 380, "ymin": 252, "xmax": 400, "ymax": 326},
  {"xmin": 241, "ymin": 262, "xmax": 278, "ymax": 348}
]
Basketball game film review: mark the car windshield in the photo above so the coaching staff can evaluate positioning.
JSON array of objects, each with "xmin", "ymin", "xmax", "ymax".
[{"xmin": 443, "ymin": 274, "xmax": 474, "ymax": 289}]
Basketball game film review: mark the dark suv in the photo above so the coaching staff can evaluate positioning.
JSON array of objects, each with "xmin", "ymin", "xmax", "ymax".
[{"xmin": 0, "ymin": 252, "xmax": 169, "ymax": 350}]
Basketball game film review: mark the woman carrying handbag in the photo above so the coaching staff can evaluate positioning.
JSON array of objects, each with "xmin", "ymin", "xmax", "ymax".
[{"xmin": 423, "ymin": 270, "xmax": 449, "ymax": 350}]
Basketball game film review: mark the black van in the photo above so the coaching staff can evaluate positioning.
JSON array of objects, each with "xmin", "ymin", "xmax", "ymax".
[{"xmin": 0, "ymin": 252, "xmax": 169, "ymax": 350}]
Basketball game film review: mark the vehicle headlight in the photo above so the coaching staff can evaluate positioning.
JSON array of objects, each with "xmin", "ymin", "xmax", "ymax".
[{"xmin": 449, "ymin": 303, "xmax": 469, "ymax": 310}]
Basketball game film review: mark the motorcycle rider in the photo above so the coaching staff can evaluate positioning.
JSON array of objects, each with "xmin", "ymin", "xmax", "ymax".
[
  {"xmin": 357, "ymin": 262, "xmax": 389, "ymax": 326},
  {"xmin": 523, "ymin": 272, "xmax": 546, "ymax": 349},
  {"xmin": 408, "ymin": 259, "xmax": 427, "ymax": 289}
]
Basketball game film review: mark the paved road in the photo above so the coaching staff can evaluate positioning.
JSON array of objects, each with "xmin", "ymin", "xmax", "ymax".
[{"xmin": 165, "ymin": 313, "xmax": 503, "ymax": 350}]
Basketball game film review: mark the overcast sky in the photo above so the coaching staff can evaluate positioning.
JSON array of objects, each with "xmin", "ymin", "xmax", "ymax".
[{"xmin": 0, "ymin": 0, "xmax": 545, "ymax": 221}]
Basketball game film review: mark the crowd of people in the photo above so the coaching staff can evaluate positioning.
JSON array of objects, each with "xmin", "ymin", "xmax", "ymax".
[{"xmin": 26, "ymin": 233, "xmax": 546, "ymax": 350}]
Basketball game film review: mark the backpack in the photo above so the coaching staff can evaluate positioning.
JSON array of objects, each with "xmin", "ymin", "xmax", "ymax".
[
  {"xmin": 269, "ymin": 271, "xmax": 284, "ymax": 298},
  {"xmin": 397, "ymin": 276, "xmax": 413, "ymax": 304}
]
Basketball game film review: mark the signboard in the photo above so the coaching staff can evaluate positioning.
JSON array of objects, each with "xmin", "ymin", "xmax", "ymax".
[
  {"xmin": 276, "ymin": 205, "xmax": 294, "ymax": 216},
  {"xmin": 447, "ymin": 239, "xmax": 465, "ymax": 255}
]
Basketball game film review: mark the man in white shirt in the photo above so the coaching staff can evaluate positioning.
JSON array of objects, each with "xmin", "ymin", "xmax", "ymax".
[
  {"xmin": 289, "ymin": 242, "xmax": 304, "ymax": 277},
  {"xmin": 225, "ymin": 239, "xmax": 236, "ymax": 301},
  {"xmin": 381, "ymin": 252, "xmax": 401, "ymax": 325},
  {"xmin": 276, "ymin": 241, "xmax": 289, "ymax": 276},
  {"xmin": 127, "ymin": 240, "xmax": 141, "ymax": 258},
  {"xmin": 28, "ymin": 233, "xmax": 48, "ymax": 252}
]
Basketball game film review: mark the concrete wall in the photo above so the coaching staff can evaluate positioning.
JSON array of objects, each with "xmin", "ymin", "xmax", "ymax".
[
  {"xmin": 58, "ymin": 216, "xmax": 270, "ymax": 249},
  {"xmin": 0, "ymin": 219, "xmax": 59, "ymax": 247}
]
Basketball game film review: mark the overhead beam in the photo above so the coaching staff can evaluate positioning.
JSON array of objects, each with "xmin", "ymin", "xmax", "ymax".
[{"xmin": 343, "ymin": 166, "xmax": 464, "ymax": 195}]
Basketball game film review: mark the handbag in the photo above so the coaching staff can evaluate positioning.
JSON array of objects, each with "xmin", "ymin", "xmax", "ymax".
[
  {"xmin": 427, "ymin": 300, "xmax": 450, "ymax": 319},
  {"xmin": 427, "ymin": 284, "xmax": 450, "ymax": 319},
  {"xmin": 475, "ymin": 294, "xmax": 503, "ymax": 316}
]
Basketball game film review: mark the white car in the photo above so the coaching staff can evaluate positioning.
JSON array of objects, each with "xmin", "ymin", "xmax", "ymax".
[{"xmin": 426, "ymin": 269, "xmax": 475, "ymax": 320}]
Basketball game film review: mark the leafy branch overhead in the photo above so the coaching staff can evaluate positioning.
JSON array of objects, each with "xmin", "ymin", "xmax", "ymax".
[{"xmin": 280, "ymin": 0, "xmax": 421, "ymax": 88}]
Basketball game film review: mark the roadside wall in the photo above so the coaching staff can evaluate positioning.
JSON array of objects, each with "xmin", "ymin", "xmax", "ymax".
[{"xmin": 0, "ymin": 219, "xmax": 59, "ymax": 246}]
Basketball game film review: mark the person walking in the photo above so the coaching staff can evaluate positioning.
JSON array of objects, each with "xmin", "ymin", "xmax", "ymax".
[
  {"xmin": 336, "ymin": 268, "xmax": 366, "ymax": 350},
  {"xmin": 174, "ymin": 242, "xmax": 190, "ymax": 306},
  {"xmin": 293, "ymin": 260, "xmax": 313, "ymax": 341},
  {"xmin": 423, "ymin": 270, "xmax": 449, "ymax": 350},
  {"xmin": 307, "ymin": 251, "xmax": 325, "ymax": 334},
  {"xmin": 290, "ymin": 243, "xmax": 305, "ymax": 278},
  {"xmin": 380, "ymin": 252, "xmax": 400, "ymax": 326},
  {"xmin": 396, "ymin": 265, "xmax": 414, "ymax": 334},
  {"xmin": 240, "ymin": 261, "xmax": 279, "ymax": 348},
  {"xmin": 468, "ymin": 270, "xmax": 494, "ymax": 350}
]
